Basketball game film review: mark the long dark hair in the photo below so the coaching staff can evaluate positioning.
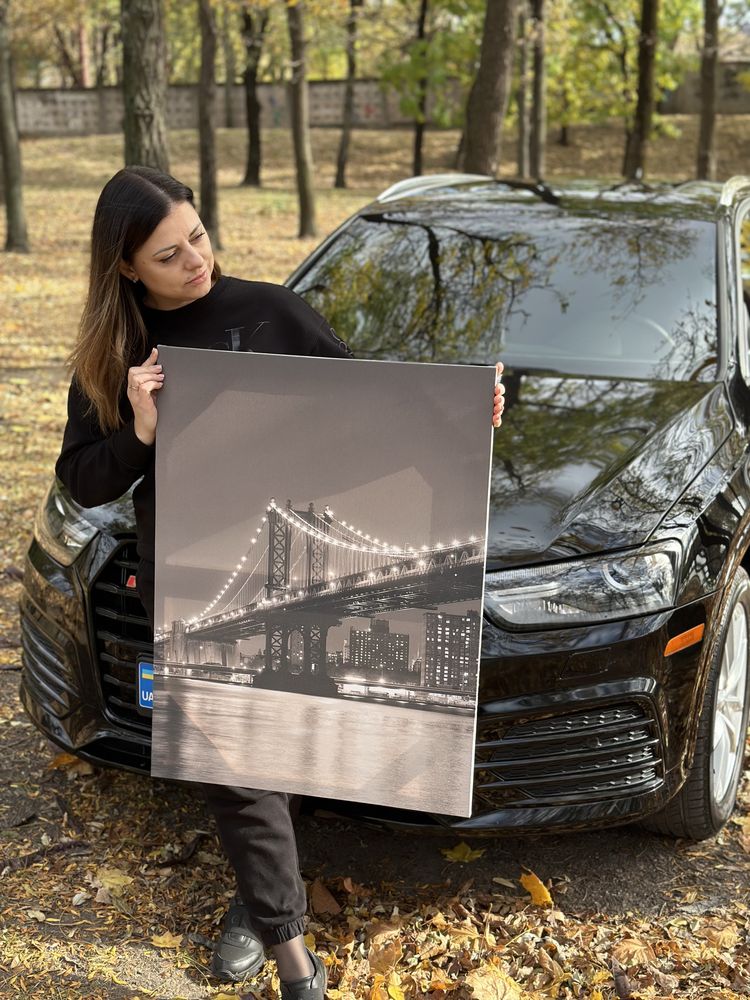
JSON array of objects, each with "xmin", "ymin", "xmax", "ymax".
[{"xmin": 66, "ymin": 165, "xmax": 222, "ymax": 432}]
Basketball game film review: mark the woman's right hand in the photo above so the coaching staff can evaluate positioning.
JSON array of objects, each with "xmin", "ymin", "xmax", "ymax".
[{"xmin": 127, "ymin": 347, "xmax": 164, "ymax": 446}]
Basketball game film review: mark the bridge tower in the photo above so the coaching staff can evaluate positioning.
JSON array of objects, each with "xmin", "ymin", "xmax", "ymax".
[
  {"xmin": 264, "ymin": 499, "xmax": 293, "ymax": 673},
  {"xmin": 266, "ymin": 499, "xmax": 292, "ymax": 599},
  {"xmin": 299, "ymin": 502, "xmax": 334, "ymax": 679},
  {"xmin": 301, "ymin": 501, "xmax": 331, "ymax": 588}
]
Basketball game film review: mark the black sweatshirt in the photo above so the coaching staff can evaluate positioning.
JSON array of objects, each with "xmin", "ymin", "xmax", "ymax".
[{"xmin": 55, "ymin": 275, "xmax": 353, "ymax": 565}]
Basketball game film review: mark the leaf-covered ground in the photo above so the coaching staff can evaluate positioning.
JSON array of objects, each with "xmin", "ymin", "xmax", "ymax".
[{"xmin": 1, "ymin": 121, "xmax": 749, "ymax": 1000}]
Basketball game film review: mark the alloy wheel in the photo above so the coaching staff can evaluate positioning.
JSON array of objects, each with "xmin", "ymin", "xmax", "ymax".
[{"xmin": 711, "ymin": 601, "xmax": 749, "ymax": 804}]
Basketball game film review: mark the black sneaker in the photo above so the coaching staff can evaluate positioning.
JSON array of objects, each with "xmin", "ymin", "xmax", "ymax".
[
  {"xmin": 210, "ymin": 898, "xmax": 266, "ymax": 982},
  {"xmin": 279, "ymin": 946, "xmax": 327, "ymax": 1000}
]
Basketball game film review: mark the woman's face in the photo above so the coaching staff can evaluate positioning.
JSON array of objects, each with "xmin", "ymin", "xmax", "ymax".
[{"xmin": 119, "ymin": 200, "xmax": 215, "ymax": 310}]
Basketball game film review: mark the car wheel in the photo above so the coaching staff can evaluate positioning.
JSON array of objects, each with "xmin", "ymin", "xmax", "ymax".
[{"xmin": 642, "ymin": 567, "xmax": 750, "ymax": 840}]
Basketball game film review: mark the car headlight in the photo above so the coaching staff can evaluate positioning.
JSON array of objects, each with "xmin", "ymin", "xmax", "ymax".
[
  {"xmin": 34, "ymin": 479, "xmax": 99, "ymax": 566},
  {"xmin": 484, "ymin": 540, "xmax": 681, "ymax": 629}
]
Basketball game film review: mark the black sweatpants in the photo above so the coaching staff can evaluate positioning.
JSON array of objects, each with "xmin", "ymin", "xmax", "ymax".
[{"xmin": 136, "ymin": 560, "xmax": 308, "ymax": 946}]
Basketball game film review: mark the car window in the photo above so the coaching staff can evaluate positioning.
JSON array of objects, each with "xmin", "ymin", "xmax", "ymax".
[{"xmin": 294, "ymin": 204, "xmax": 718, "ymax": 382}]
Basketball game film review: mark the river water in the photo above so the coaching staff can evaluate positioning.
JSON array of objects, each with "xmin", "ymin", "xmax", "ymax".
[{"xmin": 151, "ymin": 676, "xmax": 476, "ymax": 816}]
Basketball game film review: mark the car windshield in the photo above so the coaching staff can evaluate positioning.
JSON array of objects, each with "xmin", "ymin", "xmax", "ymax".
[{"xmin": 293, "ymin": 199, "xmax": 719, "ymax": 381}]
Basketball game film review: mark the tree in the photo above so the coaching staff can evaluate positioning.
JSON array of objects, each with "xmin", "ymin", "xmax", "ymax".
[
  {"xmin": 462, "ymin": 0, "xmax": 517, "ymax": 175},
  {"xmin": 529, "ymin": 0, "xmax": 545, "ymax": 178},
  {"xmin": 334, "ymin": 0, "xmax": 362, "ymax": 189},
  {"xmin": 412, "ymin": 0, "xmax": 429, "ymax": 176},
  {"xmin": 240, "ymin": 3, "xmax": 269, "ymax": 186},
  {"xmin": 543, "ymin": 0, "xmax": 700, "ymax": 156},
  {"xmin": 121, "ymin": 0, "xmax": 170, "ymax": 170},
  {"xmin": 623, "ymin": 0, "xmax": 659, "ymax": 178},
  {"xmin": 198, "ymin": 0, "xmax": 221, "ymax": 248},
  {"xmin": 696, "ymin": 0, "xmax": 719, "ymax": 179},
  {"xmin": 221, "ymin": 0, "xmax": 237, "ymax": 126},
  {"xmin": 286, "ymin": 0, "xmax": 315, "ymax": 237},
  {"xmin": 516, "ymin": 3, "xmax": 530, "ymax": 177},
  {"xmin": 0, "ymin": 0, "xmax": 28, "ymax": 251}
]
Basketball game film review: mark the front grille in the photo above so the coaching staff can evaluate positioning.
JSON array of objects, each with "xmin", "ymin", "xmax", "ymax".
[
  {"xmin": 20, "ymin": 613, "xmax": 79, "ymax": 719},
  {"xmin": 84, "ymin": 736, "xmax": 151, "ymax": 772},
  {"xmin": 90, "ymin": 539, "xmax": 153, "ymax": 730},
  {"xmin": 472, "ymin": 701, "xmax": 664, "ymax": 812}
]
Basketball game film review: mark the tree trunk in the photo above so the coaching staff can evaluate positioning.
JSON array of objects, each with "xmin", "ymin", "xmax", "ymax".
[
  {"xmin": 241, "ymin": 6, "xmax": 268, "ymax": 187},
  {"xmin": 529, "ymin": 0, "xmax": 545, "ymax": 179},
  {"xmin": 622, "ymin": 0, "xmax": 658, "ymax": 179},
  {"xmin": 516, "ymin": 3, "xmax": 530, "ymax": 178},
  {"xmin": 93, "ymin": 23, "xmax": 112, "ymax": 87},
  {"xmin": 462, "ymin": 0, "xmax": 518, "ymax": 176},
  {"xmin": 286, "ymin": 0, "xmax": 316, "ymax": 238},
  {"xmin": 78, "ymin": 19, "xmax": 91, "ymax": 87},
  {"xmin": 453, "ymin": 127, "xmax": 464, "ymax": 170},
  {"xmin": 0, "ymin": 0, "xmax": 28, "ymax": 250},
  {"xmin": 198, "ymin": 0, "xmax": 221, "ymax": 249},
  {"xmin": 121, "ymin": 0, "xmax": 170, "ymax": 170},
  {"xmin": 334, "ymin": 0, "xmax": 362, "ymax": 189},
  {"xmin": 54, "ymin": 26, "xmax": 83, "ymax": 87},
  {"xmin": 221, "ymin": 1, "xmax": 236, "ymax": 127},
  {"xmin": 696, "ymin": 0, "xmax": 719, "ymax": 180},
  {"xmin": 412, "ymin": 0, "xmax": 429, "ymax": 176},
  {"xmin": 558, "ymin": 77, "xmax": 571, "ymax": 146}
]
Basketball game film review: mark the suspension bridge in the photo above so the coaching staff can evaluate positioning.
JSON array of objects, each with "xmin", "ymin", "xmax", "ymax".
[{"xmin": 154, "ymin": 498, "xmax": 485, "ymax": 695}]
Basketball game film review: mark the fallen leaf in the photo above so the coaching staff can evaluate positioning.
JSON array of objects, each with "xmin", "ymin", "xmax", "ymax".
[
  {"xmin": 47, "ymin": 751, "xmax": 94, "ymax": 777},
  {"xmin": 441, "ymin": 842, "xmax": 485, "ymax": 862},
  {"xmin": 151, "ymin": 931, "xmax": 183, "ymax": 949},
  {"xmin": 26, "ymin": 909, "xmax": 46, "ymax": 922},
  {"xmin": 369, "ymin": 973, "xmax": 388, "ymax": 1000},
  {"xmin": 697, "ymin": 920, "xmax": 740, "ymax": 951},
  {"xmin": 95, "ymin": 867, "xmax": 134, "ymax": 896},
  {"xmin": 519, "ymin": 870, "xmax": 552, "ymax": 906},
  {"xmin": 368, "ymin": 937, "xmax": 402, "ymax": 974},
  {"xmin": 611, "ymin": 937, "xmax": 657, "ymax": 967},
  {"xmin": 465, "ymin": 963, "xmax": 523, "ymax": 1000},
  {"xmin": 310, "ymin": 877, "xmax": 341, "ymax": 915},
  {"xmin": 491, "ymin": 877, "xmax": 517, "ymax": 890}
]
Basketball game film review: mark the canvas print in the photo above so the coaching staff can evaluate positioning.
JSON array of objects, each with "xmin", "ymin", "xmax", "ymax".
[{"xmin": 150, "ymin": 346, "xmax": 495, "ymax": 817}]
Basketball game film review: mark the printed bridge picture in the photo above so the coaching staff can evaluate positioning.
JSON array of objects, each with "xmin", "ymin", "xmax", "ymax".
[{"xmin": 152, "ymin": 346, "xmax": 495, "ymax": 816}]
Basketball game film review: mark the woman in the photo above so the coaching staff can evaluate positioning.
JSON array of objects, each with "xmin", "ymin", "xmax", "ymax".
[{"xmin": 55, "ymin": 165, "xmax": 505, "ymax": 997}]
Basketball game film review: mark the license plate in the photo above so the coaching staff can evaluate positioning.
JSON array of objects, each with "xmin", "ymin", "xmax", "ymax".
[{"xmin": 138, "ymin": 660, "xmax": 154, "ymax": 710}]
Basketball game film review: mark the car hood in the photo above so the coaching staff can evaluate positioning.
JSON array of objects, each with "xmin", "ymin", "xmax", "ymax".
[{"xmin": 486, "ymin": 372, "xmax": 733, "ymax": 569}]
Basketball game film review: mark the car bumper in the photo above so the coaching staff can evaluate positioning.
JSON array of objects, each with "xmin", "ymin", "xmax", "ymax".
[{"xmin": 19, "ymin": 534, "xmax": 716, "ymax": 833}]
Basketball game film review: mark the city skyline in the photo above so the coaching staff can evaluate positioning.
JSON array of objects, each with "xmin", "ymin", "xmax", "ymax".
[{"xmin": 164, "ymin": 604, "xmax": 482, "ymax": 696}]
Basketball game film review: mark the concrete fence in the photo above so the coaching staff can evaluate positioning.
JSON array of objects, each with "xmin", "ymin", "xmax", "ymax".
[
  {"xmin": 660, "ymin": 62, "xmax": 750, "ymax": 115},
  {"xmin": 14, "ymin": 65, "xmax": 750, "ymax": 138},
  {"xmin": 16, "ymin": 79, "xmax": 464, "ymax": 138}
]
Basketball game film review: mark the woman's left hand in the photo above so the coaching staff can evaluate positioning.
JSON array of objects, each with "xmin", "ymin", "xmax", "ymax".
[{"xmin": 493, "ymin": 361, "xmax": 505, "ymax": 428}]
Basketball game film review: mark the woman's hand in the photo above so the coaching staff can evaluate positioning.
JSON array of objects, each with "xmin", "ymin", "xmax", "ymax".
[
  {"xmin": 493, "ymin": 361, "xmax": 505, "ymax": 428},
  {"xmin": 127, "ymin": 347, "xmax": 164, "ymax": 446}
]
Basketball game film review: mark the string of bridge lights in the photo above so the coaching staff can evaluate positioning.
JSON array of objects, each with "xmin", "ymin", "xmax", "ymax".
[
  {"xmin": 191, "ymin": 510, "xmax": 271, "ymax": 623},
  {"xmin": 186, "ymin": 507, "xmax": 317, "ymax": 630},
  {"xmin": 169, "ymin": 500, "xmax": 485, "ymax": 633},
  {"xmin": 269, "ymin": 498, "xmax": 483, "ymax": 557}
]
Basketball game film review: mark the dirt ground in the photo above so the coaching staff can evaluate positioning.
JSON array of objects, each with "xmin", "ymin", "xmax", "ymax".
[{"xmin": 1, "ymin": 121, "xmax": 749, "ymax": 999}]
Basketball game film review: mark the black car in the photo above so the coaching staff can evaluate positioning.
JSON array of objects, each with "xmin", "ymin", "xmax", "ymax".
[{"xmin": 20, "ymin": 175, "xmax": 750, "ymax": 841}]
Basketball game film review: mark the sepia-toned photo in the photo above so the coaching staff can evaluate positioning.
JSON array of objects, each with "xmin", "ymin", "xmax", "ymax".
[{"xmin": 151, "ymin": 345, "xmax": 494, "ymax": 816}]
